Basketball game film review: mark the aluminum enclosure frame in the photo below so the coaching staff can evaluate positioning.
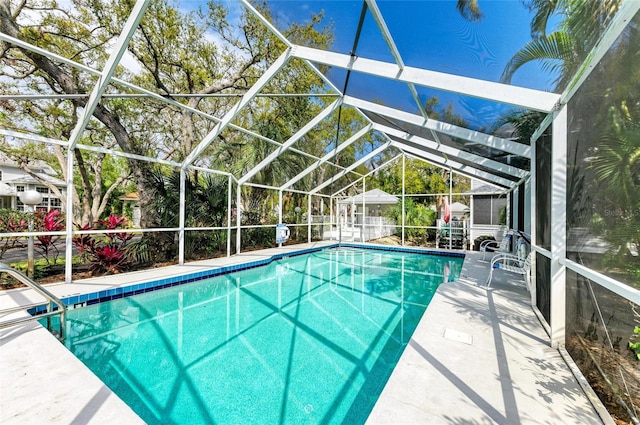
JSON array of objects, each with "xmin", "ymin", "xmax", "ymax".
[{"xmin": 0, "ymin": 0, "xmax": 639, "ymax": 358}]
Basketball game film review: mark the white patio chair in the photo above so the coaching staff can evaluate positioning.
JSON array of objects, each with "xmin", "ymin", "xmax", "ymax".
[
  {"xmin": 480, "ymin": 232, "xmax": 512, "ymax": 261},
  {"xmin": 486, "ymin": 247, "xmax": 532, "ymax": 289}
]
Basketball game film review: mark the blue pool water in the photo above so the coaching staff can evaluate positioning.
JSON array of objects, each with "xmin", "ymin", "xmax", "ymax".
[{"xmin": 63, "ymin": 247, "xmax": 462, "ymax": 424}]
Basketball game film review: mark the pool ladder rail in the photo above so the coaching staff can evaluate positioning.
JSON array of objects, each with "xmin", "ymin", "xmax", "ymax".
[{"xmin": 0, "ymin": 262, "xmax": 66, "ymax": 341}]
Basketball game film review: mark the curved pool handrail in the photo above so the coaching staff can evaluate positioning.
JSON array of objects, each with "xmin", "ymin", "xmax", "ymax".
[{"xmin": 0, "ymin": 262, "xmax": 66, "ymax": 341}]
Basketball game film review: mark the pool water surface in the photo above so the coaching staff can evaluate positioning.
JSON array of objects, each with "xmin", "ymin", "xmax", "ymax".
[{"xmin": 63, "ymin": 247, "xmax": 463, "ymax": 424}]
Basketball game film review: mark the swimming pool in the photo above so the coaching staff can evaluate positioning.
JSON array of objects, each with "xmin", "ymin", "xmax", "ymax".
[{"xmin": 62, "ymin": 247, "xmax": 463, "ymax": 424}]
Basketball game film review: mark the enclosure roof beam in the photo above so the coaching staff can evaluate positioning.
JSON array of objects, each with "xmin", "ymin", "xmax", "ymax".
[
  {"xmin": 0, "ymin": 93, "xmax": 341, "ymax": 100},
  {"xmin": 182, "ymin": 48, "xmax": 291, "ymax": 169},
  {"xmin": 240, "ymin": 0, "xmax": 342, "ymax": 95},
  {"xmin": 310, "ymin": 141, "xmax": 391, "ymax": 195},
  {"xmin": 374, "ymin": 123, "xmax": 528, "ymax": 179},
  {"xmin": 291, "ymin": 45, "xmax": 560, "ymax": 112},
  {"xmin": 0, "ymin": 32, "xmax": 319, "ymax": 171},
  {"xmin": 66, "ymin": 0, "xmax": 150, "ymax": 150},
  {"xmin": 280, "ymin": 123, "xmax": 373, "ymax": 191},
  {"xmin": 365, "ymin": 0, "xmax": 430, "ymax": 124},
  {"xmin": 238, "ymin": 99, "xmax": 342, "ymax": 185},
  {"xmin": 0, "ymin": 32, "xmax": 356, "ymax": 178},
  {"xmin": 395, "ymin": 143, "xmax": 514, "ymax": 188},
  {"xmin": 332, "ymin": 153, "xmax": 403, "ymax": 196},
  {"xmin": 235, "ymin": 126, "xmax": 361, "ymax": 177},
  {"xmin": 0, "ymin": 129, "xmax": 238, "ymax": 181},
  {"xmin": 403, "ymin": 151, "xmax": 510, "ymax": 191},
  {"xmin": 344, "ymin": 96, "xmax": 530, "ymax": 158}
]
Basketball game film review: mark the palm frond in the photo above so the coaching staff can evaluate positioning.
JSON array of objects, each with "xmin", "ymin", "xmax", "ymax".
[
  {"xmin": 456, "ymin": 0, "xmax": 483, "ymax": 22},
  {"xmin": 525, "ymin": 0, "xmax": 561, "ymax": 37},
  {"xmin": 500, "ymin": 30, "xmax": 573, "ymax": 84}
]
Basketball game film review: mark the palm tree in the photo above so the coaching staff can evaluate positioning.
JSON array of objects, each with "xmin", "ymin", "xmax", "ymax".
[
  {"xmin": 500, "ymin": 0, "xmax": 621, "ymax": 88},
  {"xmin": 456, "ymin": 0, "xmax": 483, "ymax": 22}
]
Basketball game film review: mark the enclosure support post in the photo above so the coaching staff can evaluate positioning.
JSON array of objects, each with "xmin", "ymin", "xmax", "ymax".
[
  {"xmin": 469, "ymin": 191, "xmax": 474, "ymax": 246},
  {"xmin": 308, "ymin": 193, "xmax": 312, "ymax": 243},
  {"xmin": 401, "ymin": 154, "xmax": 406, "ymax": 246},
  {"xmin": 511, "ymin": 186, "xmax": 521, "ymax": 230},
  {"xmin": 64, "ymin": 0, "xmax": 150, "ymax": 283},
  {"xmin": 178, "ymin": 168, "xmax": 186, "ymax": 265},
  {"xmin": 362, "ymin": 177, "xmax": 366, "ymax": 243},
  {"xmin": 550, "ymin": 103, "xmax": 567, "ymax": 348},
  {"xmin": 236, "ymin": 184, "xmax": 242, "ymax": 255},
  {"xmin": 227, "ymin": 175, "xmax": 232, "ymax": 257},
  {"xmin": 64, "ymin": 153, "xmax": 75, "ymax": 283},
  {"xmin": 278, "ymin": 190, "xmax": 283, "ymax": 248},
  {"xmin": 449, "ymin": 168, "xmax": 453, "ymax": 250},
  {"xmin": 530, "ymin": 133, "xmax": 538, "ymax": 306},
  {"xmin": 351, "ymin": 198, "xmax": 355, "ymax": 242},
  {"xmin": 330, "ymin": 197, "xmax": 335, "ymax": 242}
]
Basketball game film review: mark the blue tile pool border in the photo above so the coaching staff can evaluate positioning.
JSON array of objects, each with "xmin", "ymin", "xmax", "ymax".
[{"xmin": 28, "ymin": 243, "xmax": 464, "ymax": 315}]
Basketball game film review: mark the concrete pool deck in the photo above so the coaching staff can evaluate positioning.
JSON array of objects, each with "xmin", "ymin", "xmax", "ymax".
[{"xmin": 1, "ymin": 242, "xmax": 610, "ymax": 424}]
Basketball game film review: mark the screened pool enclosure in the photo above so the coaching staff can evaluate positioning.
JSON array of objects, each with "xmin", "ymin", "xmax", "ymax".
[{"xmin": 1, "ymin": 0, "xmax": 640, "ymax": 422}]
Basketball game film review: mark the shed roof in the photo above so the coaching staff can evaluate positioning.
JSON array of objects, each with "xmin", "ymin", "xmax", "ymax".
[
  {"xmin": 337, "ymin": 189, "xmax": 398, "ymax": 205},
  {"xmin": 449, "ymin": 202, "xmax": 470, "ymax": 213}
]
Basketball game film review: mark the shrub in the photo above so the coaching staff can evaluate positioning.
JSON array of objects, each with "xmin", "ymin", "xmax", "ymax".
[
  {"xmin": 35, "ymin": 209, "xmax": 65, "ymax": 265},
  {"xmin": 73, "ymin": 214, "xmax": 134, "ymax": 275},
  {"xmin": 385, "ymin": 198, "xmax": 436, "ymax": 244},
  {"xmin": 0, "ymin": 209, "xmax": 29, "ymax": 259}
]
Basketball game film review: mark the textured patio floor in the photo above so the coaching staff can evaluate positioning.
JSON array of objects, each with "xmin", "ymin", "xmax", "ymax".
[
  {"xmin": 1, "ymin": 243, "xmax": 611, "ymax": 424},
  {"xmin": 367, "ymin": 250, "xmax": 610, "ymax": 425}
]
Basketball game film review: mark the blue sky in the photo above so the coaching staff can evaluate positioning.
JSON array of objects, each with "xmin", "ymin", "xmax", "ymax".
[{"xmin": 265, "ymin": 0, "xmax": 561, "ymax": 130}]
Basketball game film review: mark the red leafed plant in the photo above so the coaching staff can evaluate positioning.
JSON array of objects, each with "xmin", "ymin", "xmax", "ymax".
[
  {"xmin": 92, "ymin": 246, "xmax": 124, "ymax": 273},
  {"xmin": 35, "ymin": 209, "xmax": 65, "ymax": 265},
  {"xmin": 73, "ymin": 214, "xmax": 132, "ymax": 275}
]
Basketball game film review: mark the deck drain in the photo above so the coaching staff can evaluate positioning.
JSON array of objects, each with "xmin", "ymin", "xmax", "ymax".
[{"xmin": 443, "ymin": 328, "xmax": 473, "ymax": 345}]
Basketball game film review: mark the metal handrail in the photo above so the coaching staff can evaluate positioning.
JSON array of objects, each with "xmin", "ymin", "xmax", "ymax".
[{"xmin": 0, "ymin": 262, "xmax": 66, "ymax": 341}]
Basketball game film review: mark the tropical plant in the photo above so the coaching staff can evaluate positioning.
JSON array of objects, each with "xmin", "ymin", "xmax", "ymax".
[
  {"xmin": 385, "ymin": 198, "xmax": 437, "ymax": 245},
  {"xmin": 501, "ymin": 0, "xmax": 622, "ymax": 88},
  {"xmin": 151, "ymin": 169, "xmax": 236, "ymax": 258},
  {"xmin": 35, "ymin": 209, "xmax": 65, "ymax": 265},
  {"xmin": 72, "ymin": 214, "xmax": 134, "ymax": 275}
]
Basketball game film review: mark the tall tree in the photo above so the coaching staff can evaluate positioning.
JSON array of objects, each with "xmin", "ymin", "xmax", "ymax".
[{"xmin": 0, "ymin": 0, "xmax": 334, "ymax": 258}]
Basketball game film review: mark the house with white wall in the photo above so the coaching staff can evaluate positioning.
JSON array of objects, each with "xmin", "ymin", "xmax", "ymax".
[
  {"xmin": 0, "ymin": 152, "xmax": 65, "ymax": 212},
  {"xmin": 468, "ymin": 180, "xmax": 508, "ymax": 243}
]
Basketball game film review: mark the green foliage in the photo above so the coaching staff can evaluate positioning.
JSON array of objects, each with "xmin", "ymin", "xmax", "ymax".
[
  {"xmin": 385, "ymin": 198, "xmax": 436, "ymax": 244},
  {"xmin": 501, "ymin": 0, "xmax": 622, "ymax": 88},
  {"xmin": 456, "ymin": 0, "xmax": 483, "ymax": 22},
  {"xmin": 629, "ymin": 326, "xmax": 640, "ymax": 361},
  {"xmin": 424, "ymin": 96, "xmax": 470, "ymax": 128},
  {"xmin": 151, "ymin": 169, "xmax": 233, "ymax": 258},
  {"xmin": 493, "ymin": 110, "xmax": 546, "ymax": 144},
  {"xmin": 373, "ymin": 158, "xmax": 449, "ymax": 195},
  {"xmin": 124, "ymin": 238, "xmax": 151, "ymax": 267},
  {"xmin": 0, "ymin": 209, "xmax": 30, "ymax": 259},
  {"xmin": 8, "ymin": 256, "xmax": 72, "ymax": 282},
  {"xmin": 1, "ymin": 0, "xmax": 337, "ymax": 261},
  {"xmin": 498, "ymin": 205, "xmax": 507, "ymax": 226}
]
